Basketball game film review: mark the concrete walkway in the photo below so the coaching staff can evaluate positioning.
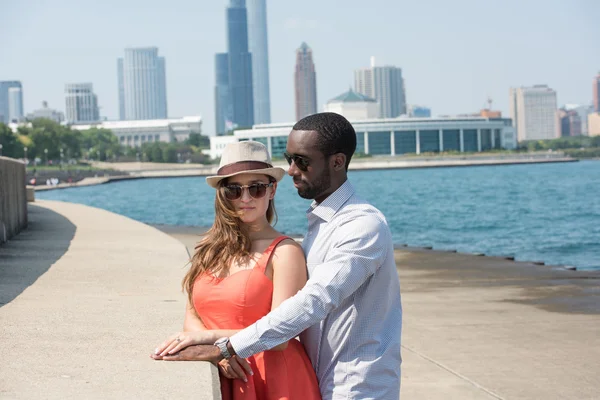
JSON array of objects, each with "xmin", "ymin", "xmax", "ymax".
[
  {"xmin": 0, "ymin": 201, "xmax": 219, "ymax": 399},
  {"xmin": 397, "ymin": 249, "xmax": 600, "ymax": 400}
]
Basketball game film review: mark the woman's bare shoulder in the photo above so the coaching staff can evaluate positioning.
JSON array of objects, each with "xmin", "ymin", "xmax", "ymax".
[{"xmin": 271, "ymin": 236, "xmax": 305, "ymax": 264}]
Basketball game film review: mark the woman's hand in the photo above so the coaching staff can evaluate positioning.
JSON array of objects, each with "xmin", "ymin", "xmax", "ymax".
[
  {"xmin": 215, "ymin": 356, "xmax": 254, "ymax": 382},
  {"xmin": 154, "ymin": 331, "xmax": 212, "ymax": 357}
]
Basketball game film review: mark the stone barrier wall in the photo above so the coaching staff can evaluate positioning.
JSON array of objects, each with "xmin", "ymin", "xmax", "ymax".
[{"xmin": 0, "ymin": 156, "xmax": 27, "ymax": 244}]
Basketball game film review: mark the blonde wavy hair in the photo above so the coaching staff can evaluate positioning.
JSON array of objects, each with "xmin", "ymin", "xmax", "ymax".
[{"xmin": 182, "ymin": 177, "xmax": 277, "ymax": 305}]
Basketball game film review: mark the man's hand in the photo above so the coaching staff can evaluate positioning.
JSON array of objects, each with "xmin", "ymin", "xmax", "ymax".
[
  {"xmin": 217, "ymin": 356, "xmax": 253, "ymax": 382},
  {"xmin": 151, "ymin": 344, "xmax": 221, "ymax": 362}
]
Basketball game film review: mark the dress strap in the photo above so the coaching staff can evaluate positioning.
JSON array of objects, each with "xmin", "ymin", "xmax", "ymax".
[{"xmin": 255, "ymin": 236, "xmax": 293, "ymax": 273}]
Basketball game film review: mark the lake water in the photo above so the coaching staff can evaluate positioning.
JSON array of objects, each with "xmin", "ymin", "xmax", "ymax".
[{"xmin": 37, "ymin": 160, "xmax": 600, "ymax": 271}]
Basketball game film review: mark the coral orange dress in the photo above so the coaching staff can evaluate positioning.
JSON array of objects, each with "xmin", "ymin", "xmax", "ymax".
[{"xmin": 192, "ymin": 236, "xmax": 321, "ymax": 400}]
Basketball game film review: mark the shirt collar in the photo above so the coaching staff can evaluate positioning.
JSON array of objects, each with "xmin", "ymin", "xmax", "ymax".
[{"xmin": 306, "ymin": 180, "xmax": 355, "ymax": 222}]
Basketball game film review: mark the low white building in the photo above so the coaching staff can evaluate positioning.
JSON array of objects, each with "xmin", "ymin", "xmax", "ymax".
[
  {"xmin": 209, "ymin": 116, "xmax": 517, "ymax": 159},
  {"xmin": 26, "ymin": 101, "xmax": 65, "ymax": 123},
  {"xmin": 71, "ymin": 116, "xmax": 202, "ymax": 147},
  {"xmin": 324, "ymin": 88, "xmax": 379, "ymax": 120},
  {"xmin": 207, "ymin": 135, "xmax": 238, "ymax": 160}
]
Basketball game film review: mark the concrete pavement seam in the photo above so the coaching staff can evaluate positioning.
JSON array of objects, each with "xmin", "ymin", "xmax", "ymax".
[{"xmin": 402, "ymin": 344, "xmax": 506, "ymax": 400}]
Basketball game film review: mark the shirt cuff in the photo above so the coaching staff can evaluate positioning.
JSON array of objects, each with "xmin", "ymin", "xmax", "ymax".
[{"xmin": 229, "ymin": 326, "xmax": 262, "ymax": 359}]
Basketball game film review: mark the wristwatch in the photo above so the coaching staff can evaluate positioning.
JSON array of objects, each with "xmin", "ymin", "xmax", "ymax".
[{"xmin": 214, "ymin": 337, "xmax": 233, "ymax": 360}]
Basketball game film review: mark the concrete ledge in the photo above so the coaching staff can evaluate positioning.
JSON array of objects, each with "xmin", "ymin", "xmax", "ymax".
[
  {"xmin": 0, "ymin": 200, "xmax": 221, "ymax": 399},
  {"xmin": 0, "ymin": 156, "xmax": 28, "ymax": 243},
  {"xmin": 26, "ymin": 185, "xmax": 35, "ymax": 202}
]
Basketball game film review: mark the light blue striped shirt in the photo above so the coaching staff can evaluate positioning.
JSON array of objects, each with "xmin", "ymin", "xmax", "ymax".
[{"xmin": 230, "ymin": 180, "xmax": 402, "ymax": 399}]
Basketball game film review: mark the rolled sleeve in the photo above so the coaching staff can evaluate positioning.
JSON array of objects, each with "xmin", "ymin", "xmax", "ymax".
[{"xmin": 230, "ymin": 215, "xmax": 389, "ymax": 358}]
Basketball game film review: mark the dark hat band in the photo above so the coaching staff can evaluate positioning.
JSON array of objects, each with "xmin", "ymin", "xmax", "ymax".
[{"xmin": 217, "ymin": 160, "xmax": 273, "ymax": 176}]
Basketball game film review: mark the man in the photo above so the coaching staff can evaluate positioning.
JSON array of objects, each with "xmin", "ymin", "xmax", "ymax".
[{"xmin": 157, "ymin": 112, "xmax": 402, "ymax": 399}]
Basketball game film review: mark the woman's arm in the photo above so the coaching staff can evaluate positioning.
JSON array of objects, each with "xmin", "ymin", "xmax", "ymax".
[
  {"xmin": 267, "ymin": 239, "xmax": 308, "ymax": 351},
  {"xmin": 183, "ymin": 300, "xmax": 206, "ymax": 331}
]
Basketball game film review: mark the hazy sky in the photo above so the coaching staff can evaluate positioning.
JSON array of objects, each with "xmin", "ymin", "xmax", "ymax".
[{"xmin": 2, "ymin": 0, "xmax": 599, "ymax": 135}]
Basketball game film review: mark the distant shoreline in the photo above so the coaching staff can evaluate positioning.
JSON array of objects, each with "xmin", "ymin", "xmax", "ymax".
[
  {"xmin": 34, "ymin": 154, "xmax": 579, "ymax": 192},
  {"xmin": 149, "ymin": 223, "xmax": 585, "ymax": 272}
]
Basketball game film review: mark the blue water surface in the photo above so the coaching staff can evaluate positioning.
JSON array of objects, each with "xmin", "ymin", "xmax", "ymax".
[{"xmin": 37, "ymin": 160, "xmax": 600, "ymax": 270}]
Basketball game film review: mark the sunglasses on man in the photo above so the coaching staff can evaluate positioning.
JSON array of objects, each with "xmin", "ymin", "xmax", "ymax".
[
  {"xmin": 283, "ymin": 152, "xmax": 311, "ymax": 171},
  {"xmin": 283, "ymin": 151, "xmax": 343, "ymax": 172}
]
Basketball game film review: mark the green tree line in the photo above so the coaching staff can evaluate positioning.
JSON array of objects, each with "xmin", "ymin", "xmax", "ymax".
[
  {"xmin": 519, "ymin": 136, "xmax": 600, "ymax": 151},
  {"xmin": 0, "ymin": 119, "xmax": 211, "ymax": 164}
]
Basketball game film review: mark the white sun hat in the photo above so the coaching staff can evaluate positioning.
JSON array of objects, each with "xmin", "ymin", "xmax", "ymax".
[{"xmin": 206, "ymin": 141, "xmax": 286, "ymax": 188}]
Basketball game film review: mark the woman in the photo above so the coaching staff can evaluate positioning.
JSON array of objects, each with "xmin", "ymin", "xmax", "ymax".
[{"xmin": 153, "ymin": 141, "xmax": 321, "ymax": 400}]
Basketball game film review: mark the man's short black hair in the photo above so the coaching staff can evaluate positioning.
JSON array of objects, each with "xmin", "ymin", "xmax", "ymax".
[{"xmin": 292, "ymin": 112, "xmax": 357, "ymax": 170}]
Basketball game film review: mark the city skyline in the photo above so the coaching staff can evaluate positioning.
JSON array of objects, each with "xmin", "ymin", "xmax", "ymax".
[{"xmin": 2, "ymin": 0, "xmax": 599, "ymax": 135}]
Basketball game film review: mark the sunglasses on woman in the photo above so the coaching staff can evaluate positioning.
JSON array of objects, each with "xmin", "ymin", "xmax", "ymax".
[{"xmin": 222, "ymin": 182, "xmax": 274, "ymax": 200}]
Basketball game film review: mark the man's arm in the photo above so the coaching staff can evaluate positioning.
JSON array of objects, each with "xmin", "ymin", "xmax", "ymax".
[{"xmin": 229, "ymin": 215, "xmax": 391, "ymax": 358}]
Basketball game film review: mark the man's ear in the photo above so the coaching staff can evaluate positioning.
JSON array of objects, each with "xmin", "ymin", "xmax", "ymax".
[{"xmin": 332, "ymin": 153, "xmax": 346, "ymax": 171}]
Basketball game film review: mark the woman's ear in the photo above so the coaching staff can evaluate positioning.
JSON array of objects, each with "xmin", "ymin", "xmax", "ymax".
[{"xmin": 270, "ymin": 181, "xmax": 277, "ymax": 199}]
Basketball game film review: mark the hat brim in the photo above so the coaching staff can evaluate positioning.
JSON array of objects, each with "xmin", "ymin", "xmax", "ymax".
[{"xmin": 206, "ymin": 167, "xmax": 286, "ymax": 188}]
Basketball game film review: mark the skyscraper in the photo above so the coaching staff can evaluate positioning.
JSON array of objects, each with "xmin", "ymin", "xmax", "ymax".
[
  {"xmin": 593, "ymin": 72, "xmax": 600, "ymax": 113},
  {"xmin": 0, "ymin": 81, "xmax": 23, "ymax": 124},
  {"xmin": 117, "ymin": 58, "xmax": 125, "ymax": 120},
  {"xmin": 509, "ymin": 85, "xmax": 559, "ymax": 141},
  {"xmin": 65, "ymin": 83, "xmax": 100, "ymax": 123},
  {"xmin": 247, "ymin": 0, "xmax": 271, "ymax": 124},
  {"xmin": 559, "ymin": 108, "xmax": 582, "ymax": 137},
  {"xmin": 563, "ymin": 104, "xmax": 593, "ymax": 135},
  {"xmin": 215, "ymin": 53, "xmax": 233, "ymax": 135},
  {"xmin": 117, "ymin": 47, "xmax": 168, "ymax": 120},
  {"xmin": 294, "ymin": 42, "xmax": 317, "ymax": 121},
  {"xmin": 354, "ymin": 58, "xmax": 406, "ymax": 118},
  {"xmin": 8, "ymin": 87, "xmax": 24, "ymax": 123},
  {"xmin": 227, "ymin": 0, "xmax": 254, "ymax": 128}
]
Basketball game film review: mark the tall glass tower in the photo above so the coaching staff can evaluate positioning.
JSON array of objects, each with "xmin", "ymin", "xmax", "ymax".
[
  {"xmin": 215, "ymin": 53, "xmax": 233, "ymax": 135},
  {"xmin": 8, "ymin": 87, "xmax": 24, "ymax": 123},
  {"xmin": 0, "ymin": 81, "xmax": 23, "ymax": 124},
  {"xmin": 227, "ymin": 0, "xmax": 254, "ymax": 129},
  {"xmin": 247, "ymin": 0, "xmax": 271, "ymax": 124},
  {"xmin": 294, "ymin": 43, "xmax": 317, "ymax": 121},
  {"xmin": 117, "ymin": 47, "xmax": 168, "ymax": 121}
]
